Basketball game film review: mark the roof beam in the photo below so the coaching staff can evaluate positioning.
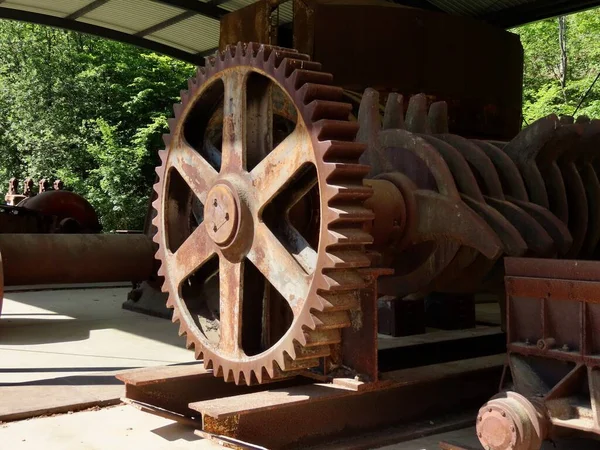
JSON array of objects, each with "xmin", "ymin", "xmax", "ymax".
[
  {"xmin": 152, "ymin": 0, "xmax": 229, "ymax": 20},
  {"xmin": 0, "ymin": 6, "xmax": 206, "ymax": 65},
  {"xmin": 206, "ymin": 0, "xmax": 232, "ymax": 6},
  {"xmin": 135, "ymin": 10, "xmax": 196, "ymax": 36},
  {"xmin": 387, "ymin": 0, "xmax": 444, "ymax": 13},
  {"xmin": 66, "ymin": 0, "xmax": 110, "ymax": 20},
  {"xmin": 481, "ymin": 0, "xmax": 600, "ymax": 28}
]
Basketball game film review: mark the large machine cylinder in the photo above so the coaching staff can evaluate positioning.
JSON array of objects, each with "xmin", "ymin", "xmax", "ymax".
[{"xmin": 0, "ymin": 234, "xmax": 154, "ymax": 286}]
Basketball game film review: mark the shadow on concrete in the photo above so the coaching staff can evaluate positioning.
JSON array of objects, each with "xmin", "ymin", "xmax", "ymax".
[
  {"xmin": 0, "ymin": 374, "xmax": 123, "ymax": 386},
  {"xmin": 151, "ymin": 422, "xmax": 202, "ymax": 442},
  {"xmin": 0, "ymin": 288, "xmax": 184, "ymax": 346}
]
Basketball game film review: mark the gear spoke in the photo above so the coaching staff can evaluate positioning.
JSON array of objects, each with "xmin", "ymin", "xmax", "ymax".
[
  {"xmin": 218, "ymin": 258, "xmax": 243, "ymax": 354},
  {"xmin": 221, "ymin": 70, "xmax": 247, "ymax": 171},
  {"xmin": 171, "ymin": 223, "xmax": 216, "ymax": 285},
  {"xmin": 251, "ymin": 127, "xmax": 313, "ymax": 209},
  {"xmin": 247, "ymin": 222, "xmax": 310, "ymax": 315},
  {"xmin": 171, "ymin": 141, "xmax": 218, "ymax": 203}
]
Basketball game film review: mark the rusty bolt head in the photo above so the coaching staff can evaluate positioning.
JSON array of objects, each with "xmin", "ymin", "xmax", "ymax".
[
  {"xmin": 205, "ymin": 184, "xmax": 239, "ymax": 246},
  {"xmin": 477, "ymin": 404, "xmax": 519, "ymax": 450},
  {"xmin": 477, "ymin": 393, "xmax": 547, "ymax": 450}
]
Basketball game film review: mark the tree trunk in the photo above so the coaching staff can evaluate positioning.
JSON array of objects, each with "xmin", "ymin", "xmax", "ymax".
[{"xmin": 558, "ymin": 16, "xmax": 568, "ymax": 90}]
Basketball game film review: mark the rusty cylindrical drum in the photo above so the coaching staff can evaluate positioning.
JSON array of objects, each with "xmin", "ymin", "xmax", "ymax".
[{"xmin": 0, "ymin": 234, "xmax": 154, "ymax": 286}]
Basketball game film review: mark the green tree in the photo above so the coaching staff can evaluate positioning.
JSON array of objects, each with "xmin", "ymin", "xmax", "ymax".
[
  {"xmin": 0, "ymin": 21, "xmax": 194, "ymax": 230},
  {"xmin": 512, "ymin": 8, "xmax": 600, "ymax": 123}
]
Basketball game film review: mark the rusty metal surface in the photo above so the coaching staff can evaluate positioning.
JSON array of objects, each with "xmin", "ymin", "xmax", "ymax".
[
  {"xmin": 18, "ymin": 190, "xmax": 101, "ymax": 233},
  {"xmin": 481, "ymin": 257, "xmax": 600, "ymax": 446},
  {"xmin": 117, "ymin": 355, "xmax": 501, "ymax": 449},
  {"xmin": 290, "ymin": 0, "xmax": 523, "ymax": 140},
  {"xmin": 0, "ymin": 233, "xmax": 154, "ymax": 285},
  {"xmin": 188, "ymin": 355, "xmax": 504, "ymax": 449},
  {"xmin": 476, "ymin": 391, "xmax": 548, "ymax": 450},
  {"xmin": 152, "ymin": 43, "xmax": 373, "ymax": 385}
]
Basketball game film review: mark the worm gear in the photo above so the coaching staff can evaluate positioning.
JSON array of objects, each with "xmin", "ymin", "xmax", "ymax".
[{"xmin": 152, "ymin": 43, "xmax": 373, "ymax": 384}]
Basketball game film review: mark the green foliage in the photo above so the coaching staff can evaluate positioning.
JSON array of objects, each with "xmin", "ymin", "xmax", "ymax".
[
  {"xmin": 512, "ymin": 8, "xmax": 600, "ymax": 124},
  {"xmin": 0, "ymin": 21, "xmax": 194, "ymax": 230}
]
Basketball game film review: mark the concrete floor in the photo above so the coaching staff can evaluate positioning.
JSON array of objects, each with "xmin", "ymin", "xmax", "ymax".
[
  {"xmin": 1, "ymin": 288, "xmax": 599, "ymax": 449},
  {"xmin": 0, "ymin": 287, "xmax": 193, "ymax": 421}
]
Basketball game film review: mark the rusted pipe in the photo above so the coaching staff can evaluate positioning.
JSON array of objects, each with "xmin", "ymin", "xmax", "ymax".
[{"xmin": 0, "ymin": 234, "xmax": 154, "ymax": 286}]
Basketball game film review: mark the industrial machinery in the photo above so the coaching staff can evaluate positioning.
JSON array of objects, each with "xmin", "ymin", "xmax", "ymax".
[
  {"xmin": 111, "ymin": 34, "xmax": 592, "ymax": 448},
  {"xmin": 0, "ymin": 178, "xmax": 150, "ymax": 316},
  {"xmin": 1, "ymin": 1, "xmax": 599, "ymax": 449},
  {"xmin": 149, "ymin": 40, "xmax": 599, "ymax": 384}
]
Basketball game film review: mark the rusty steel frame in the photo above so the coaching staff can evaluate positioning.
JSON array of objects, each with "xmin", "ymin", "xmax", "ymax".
[
  {"xmin": 117, "ymin": 267, "xmax": 506, "ymax": 449},
  {"xmin": 118, "ymin": 355, "xmax": 504, "ymax": 449},
  {"xmin": 475, "ymin": 258, "xmax": 600, "ymax": 450}
]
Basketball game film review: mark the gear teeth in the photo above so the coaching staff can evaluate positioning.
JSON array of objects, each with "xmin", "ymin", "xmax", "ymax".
[
  {"xmin": 277, "ymin": 354, "xmax": 320, "ymax": 372},
  {"xmin": 306, "ymin": 100, "xmax": 352, "ymax": 122},
  {"xmin": 328, "ymin": 227, "xmax": 374, "ymax": 245},
  {"xmin": 327, "ymin": 250, "xmax": 371, "ymax": 268},
  {"xmin": 282, "ymin": 59, "xmax": 322, "ymax": 76},
  {"xmin": 294, "ymin": 343, "xmax": 330, "ymax": 360},
  {"xmin": 167, "ymin": 118, "xmax": 177, "ymax": 133},
  {"xmin": 383, "ymin": 92, "xmax": 405, "ymax": 130},
  {"xmin": 265, "ymin": 362, "xmax": 275, "ymax": 379},
  {"xmin": 288, "ymin": 69, "xmax": 333, "ymax": 89},
  {"xmin": 187, "ymin": 79, "xmax": 195, "ymax": 91},
  {"xmin": 304, "ymin": 328, "xmax": 342, "ymax": 346},
  {"xmin": 272, "ymin": 50, "xmax": 310, "ymax": 68},
  {"xmin": 323, "ymin": 141, "xmax": 367, "ymax": 162},
  {"xmin": 232, "ymin": 369, "xmax": 242, "ymax": 385},
  {"xmin": 325, "ymin": 163, "xmax": 371, "ymax": 180},
  {"xmin": 173, "ymin": 103, "xmax": 183, "ymax": 119},
  {"xmin": 312, "ymin": 310, "xmax": 351, "ymax": 329},
  {"xmin": 243, "ymin": 369, "xmax": 253, "ymax": 386},
  {"xmin": 314, "ymin": 119, "xmax": 360, "ymax": 141},
  {"xmin": 405, "ymin": 93, "xmax": 431, "ymax": 134},
  {"xmin": 298, "ymin": 83, "xmax": 344, "ymax": 104},
  {"xmin": 429, "ymin": 101, "xmax": 449, "ymax": 134},
  {"xmin": 162, "ymin": 134, "xmax": 172, "ymax": 147},
  {"xmin": 320, "ymin": 292, "xmax": 360, "ymax": 311},
  {"xmin": 185, "ymin": 335, "xmax": 194, "ymax": 349},
  {"xmin": 328, "ymin": 183, "xmax": 373, "ymax": 202},
  {"xmin": 322, "ymin": 270, "xmax": 368, "ymax": 291},
  {"xmin": 328, "ymin": 204, "xmax": 376, "ymax": 224},
  {"xmin": 180, "ymin": 90, "xmax": 190, "ymax": 105}
]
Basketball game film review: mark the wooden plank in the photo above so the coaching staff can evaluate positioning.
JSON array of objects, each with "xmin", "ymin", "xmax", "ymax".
[
  {"xmin": 190, "ymin": 383, "xmax": 354, "ymax": 419},
  {"xmin": 115, "ymin": 363, "xmax": 209, "ymax": 386}
]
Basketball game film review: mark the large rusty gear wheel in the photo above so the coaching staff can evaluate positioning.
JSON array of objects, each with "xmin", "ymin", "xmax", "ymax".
[{"xmin": 152, "ymin": 43, "xmax": 373, "ymax": 385}]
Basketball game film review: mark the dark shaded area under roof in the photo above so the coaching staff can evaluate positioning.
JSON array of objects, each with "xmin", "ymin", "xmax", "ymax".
[{"xmin": 0, "ymin": 0, "xmax": 598, "ymax": 64}]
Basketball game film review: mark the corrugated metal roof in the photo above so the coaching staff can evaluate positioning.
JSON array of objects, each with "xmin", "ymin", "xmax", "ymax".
[
  {"xmin": 83, "ymin": 0, "xmax": 183, "ymax": 33},
  {"xmin": 0, "ymin": 0, "xmax": 598, "ymax": 65},
  {"xmin": 1, "ymin": 0, "xmax": 90, "ymax": 17},
  {"xmin": 148, "ymin": 14, "xmax": 220, "ymax": 53}
]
